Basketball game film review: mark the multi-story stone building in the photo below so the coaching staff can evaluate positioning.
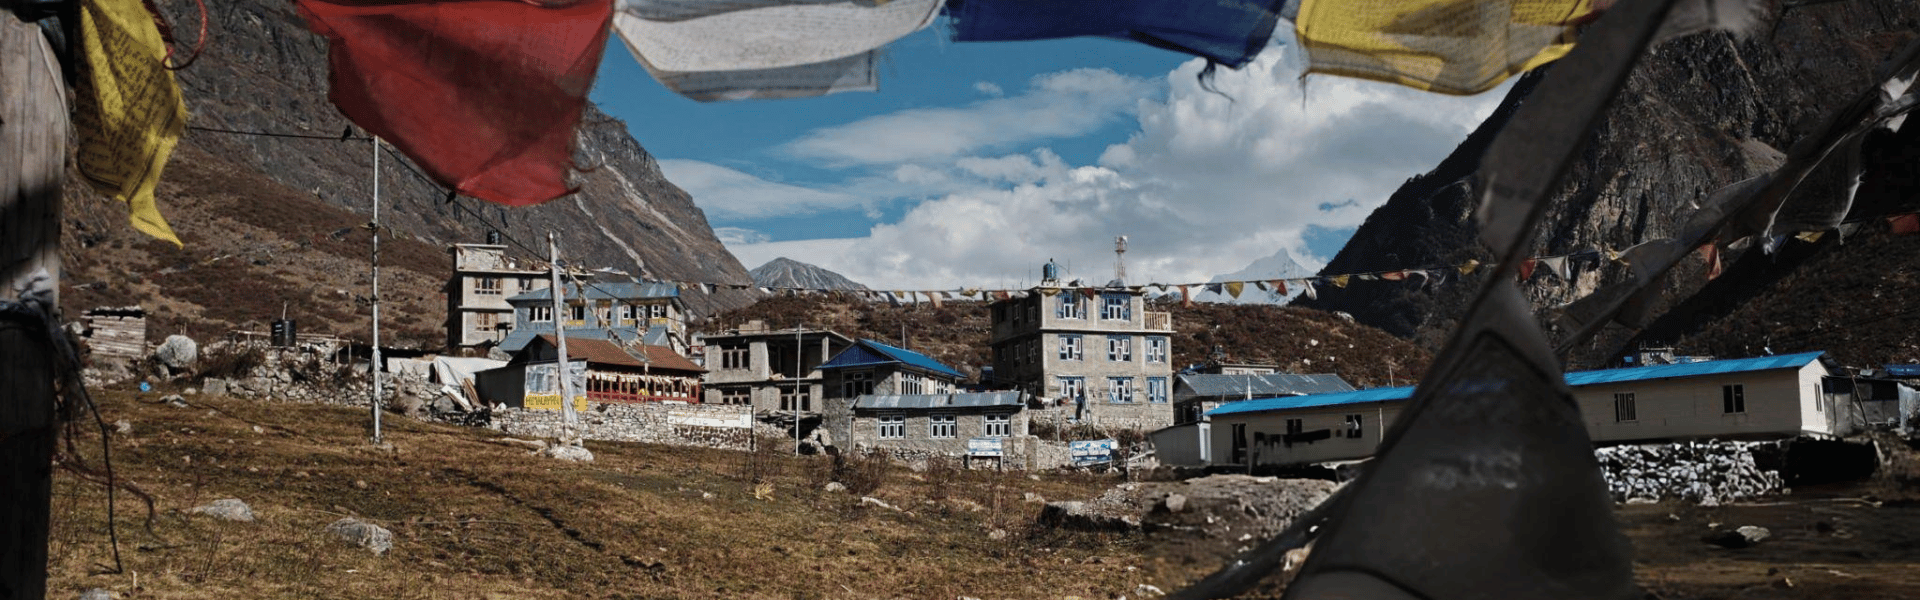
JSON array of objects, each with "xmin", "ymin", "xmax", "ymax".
[
  {"xmin": 445, "ymin": 243, "xmax": 553, "ymax": 349},
  {"xmin": 700, "ymin": 321, "xmax": 854, "ymax": 414},
  {"xmin": 498, "ymin": 281, "xmax": 686, "ymax": 354},
  {"xmin": 987, "ymin": 266, "xmax": 1175, "ymax": 430}
]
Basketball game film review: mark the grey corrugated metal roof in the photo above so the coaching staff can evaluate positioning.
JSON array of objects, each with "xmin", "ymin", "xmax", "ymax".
[
  {"xmin": 1178, "ymin": 373, "xmax": 1355, "ymax": 398},
  {"xmin": 507, "ymin": 281, "xmax": 680, "ymax": 303},
  {"xmin": 854, "ymin": 391, "xmax": 1025, "ymax": 410}
]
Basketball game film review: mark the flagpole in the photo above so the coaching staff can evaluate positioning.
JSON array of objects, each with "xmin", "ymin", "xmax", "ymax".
[
  {"xmin": 370, "ymin": 136, "xmax": 383, "ymax": 444},
  {"xmin": 549, "ymin": 233, "xmax": 579, "ymax": 433}
]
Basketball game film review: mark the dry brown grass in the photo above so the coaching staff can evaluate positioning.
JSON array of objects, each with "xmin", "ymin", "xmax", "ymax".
[{"xmin": 47, "ymin": 390, "xmax": 1202, "ymax": 599}]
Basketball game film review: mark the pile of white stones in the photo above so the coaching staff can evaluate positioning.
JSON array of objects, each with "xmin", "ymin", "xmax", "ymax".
[{"xmin": 1595, "ymin": 440, "xmax": 1786, "ymax": 505}]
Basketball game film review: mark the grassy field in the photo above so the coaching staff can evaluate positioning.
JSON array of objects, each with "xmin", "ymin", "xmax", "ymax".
[{"xmin": 47, "ymin": 390, "xmax": 1200, "ymax": 600}]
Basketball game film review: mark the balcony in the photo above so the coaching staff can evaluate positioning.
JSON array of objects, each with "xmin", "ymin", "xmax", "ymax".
[{"xmin": 1144, "ymin": 312, "xmax": 1171, "ymax": 331}]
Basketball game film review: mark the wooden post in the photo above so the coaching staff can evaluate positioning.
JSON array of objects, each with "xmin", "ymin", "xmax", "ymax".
[{"xmin": 1, "ymin": 12, "xmax": 69, "ymax": 600}]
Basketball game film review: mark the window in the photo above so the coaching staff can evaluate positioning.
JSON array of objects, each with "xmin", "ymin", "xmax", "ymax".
[
  {"xmin": 1231, "ymin": 423, "xmax": 1248, "ymax": 463},
  {"xmin": 929, "ymin": 413, "xmax": 956, "ymax": 438},
  {"xmin": 878, "ymin": 414, "xmax": 904, "ymax": 439},
  {"xmin": 1012, "ymin": 302, "xmax": 1023, "ymax": 324},
  {"xmin": 1614, "ymin": 392, "xmax": 1637, "ymax": 422},
  {"xmin": 720, "ymin": 388, "xmax": 750, "ymax": 405},
  {"xmin": 566, "ymin": 303, "xmax": 587, "ymax": 323},
  {"xmin": 1108, "ymin": 377, "xmax": 1134, "ymax": 403},
  {"xmin": 649, "ymin": 304, "xmax": 668, "ymax": 319},
  {"xmin": 618, "ymin": 304, "xmax": 637, "ymax": 323},
  {"xmin": 984, "ymin": 413, "xmax": 1011, "ymax": 437},
  {"xmin": 1057, "ymin": 294, "xmax": 1084, "ymax": 319},
  {"xmin": 1058, "ymin": 377, "xmax": 1086, "ymax": 404},
  {"xmin": 528, "ymin": 305, "xmax": 553, "ymax": 323},
  {"xmin": 1108, "ymin": 336, "xmax": 1133, "ymax": 362},
  {"xmin": 900, "ymin": 373, "xmax": 925, "ymax": 395},
  {"xmin": 1722, "ymin": 384, "xmax": 1745, "ymax": 414},
  {"xmin": 844, "ymin": 371, "xmax": 874, "ymax": 398},
  {"xmin": 519, "ymin": 277, "xmax": 537, "ymax": 292},
  {"xmin": 1146, "ymin": 337, "xmax": 1168, "ymax": 363},
  {"xmin": 594, "ymin": 303, "xmax": 612, "ymax": 326},
  {"xmin": 476, "ymin": 277, "xmax": 502, "ymax": 295},
  {"xmin": 1101, "ymin": 294, "xmax": 1130, "ymax": 320},
  {"xmin": 1148, "ymin": 377, "xmax": 1168, "ymax": 403},
  {"xmin": 781, "ymin": 386, "xmax": 811, "ymax": 412},
  {"xmin": 474, "ymin": 312, "xmax": 498, "ymax": 331},
  {"xmin": 1344, "ymin": 414, "xmax": 1364, "ymax": 439},
  {"xmin": 1058, "ymin": 334, "xmax": 1083, "ymax": 361},
  {"xmin": 1285, "ymin": 418, "xmax": 1304, "ymax": 435},
  {"xmin": 718, "ymin": 344, "xmax": 750, "ymax": 370}
]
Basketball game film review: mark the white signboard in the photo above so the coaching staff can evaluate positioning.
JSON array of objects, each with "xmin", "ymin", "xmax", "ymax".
[
  {"xmin": 967, "ymin": 437, "xmax": 1004, "ymax": 457},
  {"xmin": 1069, "ymin": 439, "xmax": 1116, "ymax": 466}
]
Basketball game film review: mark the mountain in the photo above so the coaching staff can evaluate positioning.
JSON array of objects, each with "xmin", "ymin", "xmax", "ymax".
[
  {"xmin": 60, "ymin": 0, "xmax": 759, "ymax": 347},
  {"xmin": 1297, "ymin": 2, "xmax": 1920, "ymax": 368},
  {"xmin": 1194, "ymin": 247, "xmax": 1316, "ymax": 304},
  {"xmin": 750, "ymin": 257, "xmax": 870, "ymax": 291}
]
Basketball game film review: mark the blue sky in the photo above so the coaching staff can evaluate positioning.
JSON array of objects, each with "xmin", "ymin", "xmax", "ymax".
[{"xmin": 590, "ymin": 20, "xmax": 1510, "ymax": 290}]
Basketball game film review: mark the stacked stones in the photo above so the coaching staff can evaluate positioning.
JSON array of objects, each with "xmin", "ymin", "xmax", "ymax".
[
  {"xmin": 1595, "ymin": 440, "xmax": 1786, "ymax": 504},
  {"xmin": 491, "ymin": 404, "xmax": 754, "ymax": 450}
]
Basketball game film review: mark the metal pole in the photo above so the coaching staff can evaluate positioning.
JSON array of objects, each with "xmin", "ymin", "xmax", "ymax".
[
  {"xmin": 370, "ymin": 137, "xmax": 383, "ymax": 444},
  {"xmin": 795, "ymin": 325, "xmax": 803, "ymax": 456},
  {"xmin": 549, "ymin": 234, "xmax": 579, "ymax": 431}
]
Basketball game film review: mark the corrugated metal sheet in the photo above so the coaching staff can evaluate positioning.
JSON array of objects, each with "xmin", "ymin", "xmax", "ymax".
[
  {"xmin": 1179, "ymin": 373, "xmax": 1356, "ymax": 397},
  {"xmin": 854, "ymin": 391, "xmax": 1025, "ymax": 410},
  {"xmin": 1563, "ymin": 351, "xmax": 1823, "ymax": 386},
  {"xmin": 823, "ymin": 339, "xmax": 966, "ymax": 380},
  {"xmin": 1210, "ymin": 351, "xmax": 1828, "ymax": 418},
  {"xmin": 506, "ymin": 281, "xmax": 680, "ymax": 302}
]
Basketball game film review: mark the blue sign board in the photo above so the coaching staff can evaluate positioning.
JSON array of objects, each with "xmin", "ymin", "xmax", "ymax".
[{"xmin": 1069, "ymin": 439, "xmax": 1115, "ymax": 466}]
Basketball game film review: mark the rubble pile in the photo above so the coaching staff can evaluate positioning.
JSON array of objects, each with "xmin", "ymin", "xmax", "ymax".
[
  {"xmin": 492, "ymin": 404, "xmax": 754, "ymax": 450},
  {"xmin": 1040, "ymin": 475, "xmax": 1337, "ymax": 540},
  {"xmin": 1595, "ymin": 440, "xmax": 1786, "ymax": 504}
]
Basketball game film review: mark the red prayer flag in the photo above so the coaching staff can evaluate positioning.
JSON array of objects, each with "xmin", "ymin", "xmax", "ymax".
[
  {"xmin": 1699, "ymin": 243, "xmax": 1722, "ymax": 280},
  {"xmin": 1890, "ymin": 214, "xmax": 1920, "ymax": 235},
  {"xmin": 1179, "ymin": 285, "xmax": 1191, "ymax": 308},
  {"xmin": 1379, "ymin": 270, "xmax": 1406, "ymax": 281},
  {"xmin": 296, "ymin": 0, "xmax": 613, "ymax": 206},
  {"xmin": 1270, "ymin": 279, "xmax": 1287, "ymax": 296},
  {"xmin": 1518, "ymin": 259, "xmax": 1537, "ymax": 281}
]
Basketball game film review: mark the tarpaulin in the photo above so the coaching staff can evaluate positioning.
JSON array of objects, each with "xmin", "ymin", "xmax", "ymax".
[
  {"xmin": 295, "ymin": 0, "xmax": 613, "ymax": 206},
  {"xmin": 614, "ymin": 0, "xmax": 938, "ymax": 101},
  {"xmin": 1294, "ymin": 0, "xmax": 1596, "ymax": 95},
  {"xmin": 74, "ymin": 0, "xmax": 188, "ymax": 246},
  {"xmin": 944, "ymin": 0, "xmax": 1287, "ymax": 69}
]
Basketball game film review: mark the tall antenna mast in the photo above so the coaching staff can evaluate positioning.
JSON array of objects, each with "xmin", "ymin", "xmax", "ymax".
[{"xmin": 1114, "ymin": 235, "xmax": 1128, "ymax": 284}]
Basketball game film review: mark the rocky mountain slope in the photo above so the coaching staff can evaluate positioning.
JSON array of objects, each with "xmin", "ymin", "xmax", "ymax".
[
  {"xmin": 59, "ymin": 0, "xmax": 761, "ymax": 346},
  {"xmin": 750, "ymin": 257, "xmax": 870, "ymax": 291},
  {"xmin": 1298, "ymin": 2, "xmax": 1920, "ymax": 369}
]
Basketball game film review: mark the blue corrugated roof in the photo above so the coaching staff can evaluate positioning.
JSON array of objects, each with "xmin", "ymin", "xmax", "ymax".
[
  {"xmin": 498, "ymin": 326, "xmax": 641, "ymax": 354},
  {"xmin": 1208, "ymin": 351, "xmax": 1826, "ymax": 418},
  {"xmin": 1563, "ymin": 351, "xmax": 1823, "ymax": 386},
  {"xmin": 820, "ymin": 339, "xmax": 965, "ymax": 380},
  {"xmin": 1208, "ymin": 386, "xmax": 1415, "ymax": 416},
  {"xmin": 1179, "ymin": 373, "xmax": 1356, "ymax": 397}
]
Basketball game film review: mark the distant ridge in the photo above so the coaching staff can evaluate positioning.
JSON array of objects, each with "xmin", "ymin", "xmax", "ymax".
[{"xmin": 751, "ymin": 257, "xmax": 869, "ymax": 291}]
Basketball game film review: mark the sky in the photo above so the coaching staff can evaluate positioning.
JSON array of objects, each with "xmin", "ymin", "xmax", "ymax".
[{"xmin": 589, "ymin": 21, "xmax": 1513, "ymax": 291}]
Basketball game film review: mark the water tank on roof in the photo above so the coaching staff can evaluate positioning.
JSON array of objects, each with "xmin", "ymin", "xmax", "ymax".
[{"xmin": 1042, "ymin": 259, "xmax": 1059, "ymax": 283}]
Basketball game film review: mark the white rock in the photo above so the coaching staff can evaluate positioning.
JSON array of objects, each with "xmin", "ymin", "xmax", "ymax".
[
  {"xmin": 326, "ymin": 518, "xmax": 393, "ymax": 555},
  {"xmin": 189, "ymin": 498, "xmax": 256, "ymax": 522}
]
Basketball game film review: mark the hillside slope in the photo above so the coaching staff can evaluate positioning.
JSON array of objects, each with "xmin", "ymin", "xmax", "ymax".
[
  {"xmin": 1298, "ymin": 2, "xmax": 1920, "ymax": 368},
  {"xmin": 63, "ymin": 0, "xmax": 760, "ymax": 342},
  {"xmin": 750, "ymin": 257, "xmax": 870, "ymax": 291}
]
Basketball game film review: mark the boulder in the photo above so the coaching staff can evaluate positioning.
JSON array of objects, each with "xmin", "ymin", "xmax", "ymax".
[
  {"xmin": 1705, "ymin": 525, "xmax": 1771, "ymax": 549},
  {"xmin": 189, "ymin": 498, "xmax": 256, "ymax": 522},
  {"xmin": 154, "ymin": 335, "xmax": 198, "ymax": 372},
  {"xmin": 203, "ymin": 378, "xmax": 229, "ymax": 397},
  {"xmin": 543, "ymin": 444, "xmax": 595, "ymax": 462},
  {"xmin": 824, "ymin": 481, "xmax": 847, "ymax": 493},
  {"xmin": 161, "ymin": 394, "xmax": 189, "ymax": 408},
  {"xmin": 326, "ymin": 517, "xmax": 394, "ymax": 555},
  {"xmin": 79, "ymin": 589, "xmax": 114, "ymax": 600},
  {"xmin": 1163, "ymin": 493, "xmax": 1188, "ymax": 513}
]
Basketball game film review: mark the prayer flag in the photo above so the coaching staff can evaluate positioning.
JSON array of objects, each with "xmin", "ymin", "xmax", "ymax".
[
  {"xmin": 295, "ymin": 0, "xmax": 614, "ymax": 205},
  {"xmin": 1226, "ymin": 281, "xmax": 1245, "ymax": 298},
  {"xmin": 75, "ymin": 0, "xmax": 188, "ymax": 246},
  {"xmin": 1330, "ymin": 275, "xmax": 1350, "ymax": 288},
  {"xmin": 1179, "ymin": 285, "xmax": 1192, "ymax": 308},
  {"xmin": 1890, "ymin": 214, "xmax": 1920, "ymax": 235},
  {"xmin": 945, "ymin": 0, "xmax": 1288, "ymax": 68},
  {"xmin": 1295, "ymin": 0, "xmax": 1597, "ymax": 95},
  {"xmin": 1518, "ymin": 258, "xmax": 1537, "ymax": 281},
  {"xmin": 1794, "ymin": 230, "xmax": 1824, "ymax": 243},
  {"xmin": 1270, "ymin": 279, "xmax": 1288, "ymax": 296},
  {"xmin": 1458, "ymin": 259, "xmax": 1480, "ymax": 275}
]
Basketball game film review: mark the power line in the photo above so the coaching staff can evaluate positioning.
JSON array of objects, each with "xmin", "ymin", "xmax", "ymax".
[{"xmin": 186, "ymin": 124, "xmax": 372, "ymax": 141}]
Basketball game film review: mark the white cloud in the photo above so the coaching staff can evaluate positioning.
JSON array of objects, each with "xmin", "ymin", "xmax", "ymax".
[
  {"xmin": 726, "ymin": 41, "xmax": 1510, "ymax": 291},
  {"xmin": 714, "ymin": 227, "xmax": 770, "ymax": 245},
  {"xmin": 659, "ymin": 159, "xmax": 869, "ymax": 219},
  {"xmin": 973, "ymin": 81, "xmax": 1004, "ymax": 97},
  {"xmin": 780, "ymin": 68, "xmax": 1158, "ymax": 167}
]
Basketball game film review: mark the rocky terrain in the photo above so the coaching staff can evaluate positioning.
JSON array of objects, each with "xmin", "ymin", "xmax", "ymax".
[
  {"xmin": 1299, "ymin": 2, "xmax": 1920, "ymax": 369},
  {"xmin": 59, "ymin": 0, "xmax": 759, "ymax": 347},
  {"xmin": 750, "ymin": 257, "xmax": 870, "ymax": 291}
]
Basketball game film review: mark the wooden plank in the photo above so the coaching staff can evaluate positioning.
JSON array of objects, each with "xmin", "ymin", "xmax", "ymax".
[{"xmin": 1, "ymin": 12, "xmax": 68, "ymax": 600}]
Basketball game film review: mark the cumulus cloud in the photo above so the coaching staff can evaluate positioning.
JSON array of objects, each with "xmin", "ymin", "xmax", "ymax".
[
  {"xmin": 726, "ymin": 43, "xmax": 1509, "ymax": 290},
  {"xmin": 780, "ymin": 68, "xmax": 1158, "ymax": 167},
  {"xmin": 659, "ymin": 159, "xmax": 869, "ymax": 219},
  {"xmin": 713, "ymin": 227, "xmax": 771, "ymax": 245}
]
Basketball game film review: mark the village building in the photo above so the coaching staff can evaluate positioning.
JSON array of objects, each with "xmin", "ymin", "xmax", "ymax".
[
  {"xmin": 496, "ymin": 281, "xmax": 686, "ymax": 355},
  {"xmin": 79, "ymin": 306, "xmax": 148, "ymax": 361},
  {"xmin": 818, "ymin": 339, "xmax": 966, "ymax": 402},
  {"xmin": 839, "ymin": 391, "xmax": 1031, "ymax": 459},
  {"xmin": 987, "ymin": 261, "xmax": 1174, "ymax": 431},
  {"xmin": 472, "ymin": 334, "xmax": 703, "ymax": 409},
  {"xmin": 445, "ymin": 243, "xmax": 556, "ymax": 349},
  {"xmin": 700, "ymin": 321, "xmax": 853, "ymax": 414},
  {"xmin": 1177, "ymin": 351, "xmax": 1860, "ymax": 469},
  {"xmin": 1171, "ymin": 372, "xmax": 1356, "ymax": 425}
]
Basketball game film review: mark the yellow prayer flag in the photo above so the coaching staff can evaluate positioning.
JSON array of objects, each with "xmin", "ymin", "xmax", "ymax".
[
  {"xmin": 1794, "ymin": 231, "xmax": 1824, "ymax": 243},
  {"xmin": 1225, "ymin": 281, "xmax": 1244, "ymax": 299},
  {"xmin": 1457, "ymin": 259, "xmax": 1481, "ymax": 275},
  {"xmin": 1295, "ymin": 0, "xmax": 1596, "ymax": 95},
  {"xmin": 75, "ymin": 0, "xmax": 188, "ymax": 246},
  {"xmin": 1330, "ymin": 275, "xmax": 1351, "ymax": 288}
]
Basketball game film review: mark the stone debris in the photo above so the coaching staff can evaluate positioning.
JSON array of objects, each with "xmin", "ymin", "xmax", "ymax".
[
  {"xmin": 161, "ymin": 394, "xmax": 189, "ymax": 408},
  {"xmin": 824, "ymin": 481, "xmax": 848, "ymax": 493},
  {"xmin": 189, "ymin": 498, "xmax": 256, "ymax": 522},
  {"xmin": 1040, "ymin": 475, "xmax": 1335, "ymax": 538},
  {"xmin": 861, "ymin": 496, "xmax": 904, "ymax": 512},
  {"xmin": 327, "ymin": 517, "xmax": 394, "ymax": 555},
  {"xmin": 1704, "ymin": 525, "xmax": 1772, "ymax": 549},
  {"xmin": 542, "ymin": 444, "xmax": 595, "ymax": 462},
  {"xmin": 1596, "ymin": 440, "xmax": 1786, "ymax": 504},
  {"xmin": 79, "ymin": 588, "xmax": 115, "ymax": 600}
]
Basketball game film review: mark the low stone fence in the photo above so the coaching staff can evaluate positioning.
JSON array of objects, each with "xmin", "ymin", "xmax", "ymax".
[
  {"xmin": 491, "ymin": 402, "xmax": 755, "ymax": 450},
  {"xmin": 1595, "ymin": 440, "xmax": 1787, "ymax": 505}
]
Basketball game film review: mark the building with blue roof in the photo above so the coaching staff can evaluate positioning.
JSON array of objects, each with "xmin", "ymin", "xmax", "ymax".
[
  {"xmin": 1161, "ymin": 351, "xmax": 1857, "ymax": 469},
  {"xmin": 699, "ymin": 321, "xmax": 854, "ymax": 414},
  {"xmin": 496, "ymin": 281, "xmax": 686, "ymax": 355}
]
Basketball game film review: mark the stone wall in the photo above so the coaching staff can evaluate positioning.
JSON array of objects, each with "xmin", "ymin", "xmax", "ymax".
[
  {"xmin": 491, "ymin": 402, "xmax": 754, "ymax": 450},
  {"xmin": 1595, "ymin": 440, "xmax": 1787, "ymax": 505}
]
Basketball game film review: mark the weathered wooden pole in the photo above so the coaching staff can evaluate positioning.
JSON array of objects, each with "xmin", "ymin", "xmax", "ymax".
[{"xmin": 1, "ymin": 11, "xmax": 68, "ymax": 600}]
